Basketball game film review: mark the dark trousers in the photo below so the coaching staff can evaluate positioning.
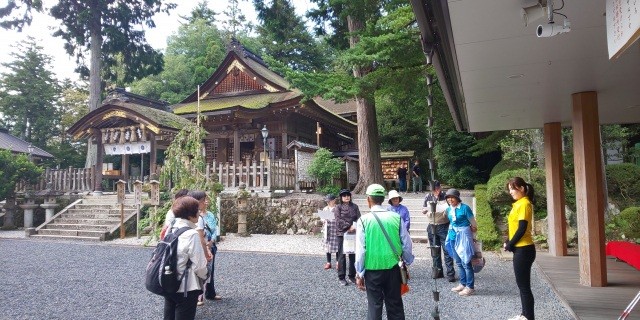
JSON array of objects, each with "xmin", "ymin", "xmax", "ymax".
[
  {"xmin": 398, "ymin": 179, "xmax": 406, "ymax": 192},
  {"xmin": 427, "ymin": 223, "xmax": 455, "ymax": 277},
  {"xmin": 326, "ymin": 252, "xmax": 339, "ymax": 263},
  {"xmin": 163, "ymin": 290, "xmax": 202, "ymax": 320},
  {"xmin": 364, "ymin": 265, "xmax": 405, "ymax": 320},
  {"xmin": 513, "ymin": 244, "xmax": 536, "ymax": 320},
  {"xmin": 337, "ymin": 235, "xmax": 356, "ymax": 279},
  {"xmin": 205, "ymin": 243, "xmax": 217, "ymax": 298}
]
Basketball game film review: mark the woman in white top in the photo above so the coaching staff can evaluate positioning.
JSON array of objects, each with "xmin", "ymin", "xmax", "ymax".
[{"xmin": 163, "ymin": 196, "xmax": 209, "ymax": 320}]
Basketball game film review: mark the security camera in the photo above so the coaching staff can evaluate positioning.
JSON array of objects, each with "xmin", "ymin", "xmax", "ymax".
[{"xmin": 537, "ymin": 19, "xmax": 571, "ymax": 37}]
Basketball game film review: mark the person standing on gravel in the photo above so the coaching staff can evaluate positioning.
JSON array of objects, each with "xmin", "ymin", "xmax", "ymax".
[
  {"xmin": 504, "ymin": 177, "xmax": 536, "ymax": 320},
  {"xmin": 387, "ymin": 190, "xmax": 410, "ymax": 232},
  {"xmin": 355, "ymin": 184, "xmax": 414, "ymax": 320},
  {"xmin": 162, "ymin": 196, "xmax": 209, "ymax": 320},
  {"xmin": 187, "ymin": 191, "xmax": 219, "ymax": 306},
  {"xmin": 322, "ymin": 194, "xmax": 339, "ymax": 270},
  {"xmin": 444, "ymin": 188, "xmax": 478, "ymax": 297},
  {"xmin": 161, "ymin": 188, "xmax": 189, "ymax": 240},
  {"xmin": 422, "ymin": 181, "xmax": 455, "ymax": 282},
  {"xmin": 333, "ymin": 189, "xmax": 361, "ymax": 286}
]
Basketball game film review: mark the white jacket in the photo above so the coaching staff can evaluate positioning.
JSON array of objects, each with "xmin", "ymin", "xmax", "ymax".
[{"xmin": 171, "ymin": 218, "xmax": 208, "ymax": 292}]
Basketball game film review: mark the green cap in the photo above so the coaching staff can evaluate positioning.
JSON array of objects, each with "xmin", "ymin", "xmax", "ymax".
[{"xmin": 366, "ymin": 184, "xmax": 386, "ymax": 197}]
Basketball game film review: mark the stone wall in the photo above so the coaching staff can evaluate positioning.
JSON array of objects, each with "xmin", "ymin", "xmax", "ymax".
[{"xmin": 220, "ymin": 194, "xmax": 326, "ymax": 235}]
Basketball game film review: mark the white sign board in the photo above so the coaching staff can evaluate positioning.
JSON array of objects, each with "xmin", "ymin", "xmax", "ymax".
[{"xmin": 607, "ymin": 0, "xmax": 640, "ymax": 59}]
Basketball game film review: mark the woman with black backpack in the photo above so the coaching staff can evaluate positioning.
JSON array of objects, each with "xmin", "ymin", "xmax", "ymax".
[{"xmin": 163, "ymin": 196, "xmax": 209, "ymax": 320}]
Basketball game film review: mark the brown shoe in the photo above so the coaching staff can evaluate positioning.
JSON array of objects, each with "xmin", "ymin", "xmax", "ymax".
[{"xmin": 324, "ymin": 262, "xmax": 331, "ymax": 270}]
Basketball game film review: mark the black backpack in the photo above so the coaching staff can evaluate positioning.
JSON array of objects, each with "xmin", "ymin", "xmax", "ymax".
[{"xmin": 145, "ymin": 226, "xmax": 192, "ymax": 297}]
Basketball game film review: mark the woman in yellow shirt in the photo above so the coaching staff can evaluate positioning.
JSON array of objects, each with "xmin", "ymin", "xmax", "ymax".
[{"xmin": 505, "ymin": 177, "xmax": 536, "ymax": 320}]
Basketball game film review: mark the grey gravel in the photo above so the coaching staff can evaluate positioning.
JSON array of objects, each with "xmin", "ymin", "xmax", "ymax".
[{"xmin": 0, "ymin": 232, "xmax": 575, "ymax": 320}]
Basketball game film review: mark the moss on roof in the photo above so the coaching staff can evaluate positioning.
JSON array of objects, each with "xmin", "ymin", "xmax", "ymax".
[
  {"xmin": 117, "ymin": 102, "xmax": 193, "ymax": 129},
  {"xmin": 172, "ymin": 92, "xmax": 300, "ymax": 115},
  {"xmin": 381, "ymin": 151, "xmax": 415, "ymax": 159}
]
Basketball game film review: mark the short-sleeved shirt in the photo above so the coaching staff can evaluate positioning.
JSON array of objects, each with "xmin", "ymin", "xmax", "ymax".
[
  {"xmin": 196, "ymin": 211, "xmax": 218, "ymax": 242},
  {"xmin": 446, "ymin": 203, "xmax": 474, "ymax": 240},
  {"xmin": 508, "ymin": 197, "xmax": 534, "ymax": 247},
  {"xmin": 412, "ymin": 165, "xmax": 421, "ymax": 176},
  {"xmin": 396, "ymin": 167, "xmax": 408, "ymax": 180}
]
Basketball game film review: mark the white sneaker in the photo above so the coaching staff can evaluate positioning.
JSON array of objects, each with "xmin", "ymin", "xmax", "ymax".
[
  {"xmin": 507, "ymin": 315, "xmax": 528, "ymax": 320},
  {"xmin": 458, "ymin": 287, "xmax": 475, "ymax": 296},
  {"xmin": 451, "ymin": 284, "xmax": 465, "ymax": 292}
]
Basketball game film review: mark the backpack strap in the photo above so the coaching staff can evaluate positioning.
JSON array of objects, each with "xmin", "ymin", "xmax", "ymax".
[{"xmin": 171, "ymin": 226, "xmax": 193, "ymax": 297}]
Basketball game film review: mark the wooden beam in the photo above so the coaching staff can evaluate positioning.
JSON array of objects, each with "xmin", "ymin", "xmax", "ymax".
[
  {"xmin": 544, "ymin": 122, "xmax": 567, "ymax": 256},
  {"xmin": 572, "ymin": 91, "xmax": 607, "ymax": 287}
]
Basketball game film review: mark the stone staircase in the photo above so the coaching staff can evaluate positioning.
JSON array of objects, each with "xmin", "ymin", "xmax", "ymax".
[
  {"xmin": 30, "ymin": 194, "xmax": 138, "ymax": 241},
  {"xmin": 352, "ymin": 192, "xmax": 475, "ymax": 243}
]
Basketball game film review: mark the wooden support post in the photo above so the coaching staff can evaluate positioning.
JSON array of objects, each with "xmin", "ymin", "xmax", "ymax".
[
  {"xmin": 544, "ymin": 122, "xmax": 567, "ymax": 256},
  {"xmin": 572, "ymin": 91, "xmax": 607, "ymax": 287}
]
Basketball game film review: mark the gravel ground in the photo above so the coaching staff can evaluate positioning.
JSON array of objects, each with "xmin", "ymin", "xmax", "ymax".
[{"xmin": 0, "ymin": 229, "xmax": 575, "ymax": 320}]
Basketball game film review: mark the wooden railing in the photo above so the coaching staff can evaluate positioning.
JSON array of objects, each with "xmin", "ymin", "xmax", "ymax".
[
  {"xmin": 15, "ymin": 167, "xmax": 95, "ymax": 193},
  {"xmin": 207, "ymin": 159, "xmax": 296, "ymax": 191}
]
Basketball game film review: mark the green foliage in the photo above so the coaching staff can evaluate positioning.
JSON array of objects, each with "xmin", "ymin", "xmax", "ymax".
[
  {"xmin": 129, "ymin": 18, "xmax": 226, "ymax": 103},
  {"xmin": 606, "ymin": 163, "xmax": 640, "ymax": 209},
  {"xmin": 0, "ymin": 149, "xmax": 43, "ymax": 200},
  {"xmin": 608, "ymin": 207, "xmax": 640, "ymax": 241},
  {"xmin": 474, "ymin": 185, "xmax": 501, "ymax": 250},
  {"xmin": 601, "ymin": 124, "xmax": 632, "ymax": 164},
  {"xmin": 0, "ymin": 37, "xmax": 60, "ymax": 148},
  {"xmin": 253, "ymin": 0, "xmax": 329, "ymax": 72},
  {"xmin": 308, "ymin": 148, "xmax": 343, "ymax": 189},
  {"xmin": 498, "ymin": 129, "xmax": 544, "ymax": 179},
  {"xmin": 490, "ymin": 159, "xmax": 521, "ymax": 177},
  {"xmin": 486, "ymin": 168, "xmax": 547, "ymax": 220},
  {"xmin": 433, "ymin": 130, "xmax": 482, "ymax": 189}
]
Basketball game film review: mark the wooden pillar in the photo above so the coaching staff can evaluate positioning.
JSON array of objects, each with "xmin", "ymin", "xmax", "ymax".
[
  {"xmin": 233, "ymin": 127, "xmax": 240, "ymax": 164},
  {"xmin": 572, "ymin": 91, "xmax": 607, "ymax": 287},
  {"xmin": 544, "ymin": 122, "xmax": 567, "ymax": 256},
  {"xmin": 150, "ymin": 134, "xmax": 157, "ymax": 176},
  {"xmin": 94, "ymin": 130, "xmax": 104, "ymax": 192},
  {"xmin": 281, "ymin": 132, "xmax": 288, "ymax": 159},
  {"xmin": 122, "ymin": 154, "xmax": 130, "ymax": 182}
]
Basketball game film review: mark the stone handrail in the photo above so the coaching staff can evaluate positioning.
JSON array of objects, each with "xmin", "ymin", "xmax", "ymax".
[{"xmin": 35, "ymin": 198, "xmax": 83, "ymax": 232}]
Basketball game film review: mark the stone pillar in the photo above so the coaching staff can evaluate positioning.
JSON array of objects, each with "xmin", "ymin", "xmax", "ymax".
[
  {"xmin": 572, "ymin": 91, "xmax": 607, "ymax": 287},
  {"xmin": 543, "ymin": 122, "xmax": 567, "ymax": 256},
  {"xmin": 40, "ymin": 197, "xmax": 59, "ymax": 222},
  {"xmin": 19, "ymin": 199, "xmax": 39, "ymax": 228}
]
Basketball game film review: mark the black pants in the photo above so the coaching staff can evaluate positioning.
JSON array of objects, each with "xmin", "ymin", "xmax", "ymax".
[
  {"xmin": 427, "ymin": 223, "xmax": 454, "ymax": 277},
  {"xmin": 326, "ymin": 252, "xmax": 339, "ymax": 263},
  {"xmin": 337, "ymin": 236, "xmax": 356, "ymax": 279},
  {"xmin": 364, "ymin": 265, "xmax": 405, "ymax": 320},
  {"xmin": 163, "ymin": 290, "xmax": 202, "ymax": 320},
  {"xmin": 513, "ymin": 244, "xmax": 536, "ymax": 320},
  {"xmin": 205, "ymin": 243, "xmax": 217, "ymax": 299}
]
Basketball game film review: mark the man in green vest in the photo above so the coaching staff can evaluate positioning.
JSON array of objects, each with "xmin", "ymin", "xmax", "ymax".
[{"xmin": 355, "ymin": 184, "xmax": 414, "ymax": 320}]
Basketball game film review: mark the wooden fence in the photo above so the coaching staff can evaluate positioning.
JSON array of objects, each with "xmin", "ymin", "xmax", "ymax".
[
  {"xmin": 15, "ymin": 167, "xmax": 95, "ymax": 193},
  {"xmin": 207, "ymin": 159, "xmax": 296, "ymax": 191}
]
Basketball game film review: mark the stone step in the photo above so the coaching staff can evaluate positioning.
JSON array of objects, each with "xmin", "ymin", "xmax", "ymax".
[
  {"xmin": 30, "ymin": 234, "xmax": 102, "ymax": 242},
  {"xmin": 66, "ymin": 210, "xmax": 136, "ymax": 217},
  {"xmin": 74, "ymin": 204, "xmax": 123, "ymax": 209},
  {"xmin": 38, "ymin": 228, "xmax": 108, "ymax": 238},
  {"xmin": 54, "ymin": 218, "xmax": 121, "ymax": 225},
  {"xmin": 44, "ymin": 223, "xmax": 113, "ymax": 231}
]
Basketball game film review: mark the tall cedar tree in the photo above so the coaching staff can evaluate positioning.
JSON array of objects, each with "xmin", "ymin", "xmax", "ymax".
[
  {"xmin": 298, "ymin": 1, "xmax": 425, "ymax": 192},
  {"xmin": 253, "ymin": 0, "xmax": 328, "ymax": 72},
  {"xmin": 180, "ymin": 0, "xmax": 216, "ymax": 25},
  {"xmin": 0, "ymin": 0, "xmax": 176, "ymax": 167},
  {"xmin": 0, "ymin": 37, "xmax": 60, "ymax": 149}
]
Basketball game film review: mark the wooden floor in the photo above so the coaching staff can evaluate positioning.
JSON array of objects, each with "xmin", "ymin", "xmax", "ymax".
[{"xmin": 536, "ymin": 252, "xmax": 640, "ymax": 320}]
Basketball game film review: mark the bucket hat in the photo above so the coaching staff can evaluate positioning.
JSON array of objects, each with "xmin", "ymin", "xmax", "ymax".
[
  {"xmin": 444, "ymin": 188, "xmax": 461, "ymax": 202},
  {"xmin": 325, "ymin": 194, "xmax": 336, "ymax": 202},
  {"xmin": 387, "ymin": 190, "xmax": 403, "ymax": 205}
]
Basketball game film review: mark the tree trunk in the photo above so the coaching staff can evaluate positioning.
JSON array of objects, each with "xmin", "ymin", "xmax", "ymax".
[
  {"xmin": 2, "ymin": 196, "xmax": 16, "ymax": 229},
  {"xmin": 347, "ymin": 15, "xmax": 384, "ymax": 193},
  {"xmin": 85, "ymin": 2, "xmax": 102, "ymax": 168}
]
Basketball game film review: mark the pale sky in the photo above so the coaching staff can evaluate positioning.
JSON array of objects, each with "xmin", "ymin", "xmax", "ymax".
[{"xmin": 0, "ymin": 0, "xmax": 315, "ymax": 81}]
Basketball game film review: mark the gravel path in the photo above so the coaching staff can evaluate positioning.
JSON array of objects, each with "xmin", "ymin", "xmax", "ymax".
[{"xmin": 0, "ymin": 230, "xmax": 575, "ymax": 319}]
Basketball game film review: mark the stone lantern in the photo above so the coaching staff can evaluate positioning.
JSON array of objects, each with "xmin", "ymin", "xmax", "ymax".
[{"xmin": 236, "ymin": 184, "xmax": 250, "ymax": 236}]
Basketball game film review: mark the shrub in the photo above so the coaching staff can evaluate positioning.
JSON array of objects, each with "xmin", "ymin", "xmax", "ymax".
[
  {"xmin": 614, "ymin": 207, "xmax": 640, "ymax": 241},
  {"xmin": 308, "ymin": 148, "xmax": 343, "ymax": 190},
  {"xmin": 486, "ymin": 168, "xmax": 547, "ymax": 220},
  {"xmin": 490, "ymin": 159, "xmax": 520, "ymax": 177},
  {"xmin": 474, "ymin": 184, "xmax": 501, "ymax": 250},
  {"xmin": 606, "ymin": 163, "xmax": 640, "ymax": 209}
]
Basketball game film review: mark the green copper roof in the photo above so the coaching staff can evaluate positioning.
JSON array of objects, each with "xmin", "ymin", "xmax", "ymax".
[
  {"xmin": 117, "ymin": 102, "xmax": 194, "ymax": 129},
  {"xmin": 172, "ymin": 92, "xmax": 300, "ymax": 115}
]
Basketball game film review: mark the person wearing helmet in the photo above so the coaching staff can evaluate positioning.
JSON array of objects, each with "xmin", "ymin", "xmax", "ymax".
[
  {"xmin": 387, "ymin": 190, "xmax": 410, "ymax": 232},
  {"xmin": 333, "ymin": 189, "xmax": 361, "ymax": 286},
  {"xmin": 355, "ymin": 184, "xmax": 414, "ymax": 319},
  {"xmin": 444, "ymin": 188, "xmax": 478, "ymax": 297}
]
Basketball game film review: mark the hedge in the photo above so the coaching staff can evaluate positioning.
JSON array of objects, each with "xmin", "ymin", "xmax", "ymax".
[
  {"xmin": 486, "ymin": 168, "xmax": 547, "ymax": 220},
  {"xmin": 614, "ymin": 207, "xmax": 640, "ymax": 240},
  {"xmin": 474, "ymin": 184, "xmax": 502, "ymax": 250}
]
